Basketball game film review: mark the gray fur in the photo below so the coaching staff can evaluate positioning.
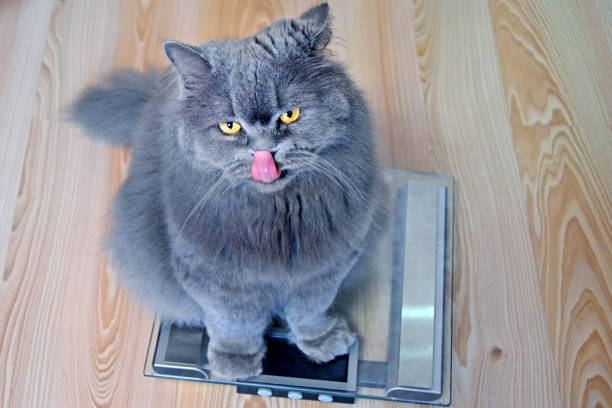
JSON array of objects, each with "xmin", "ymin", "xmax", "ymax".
[
  {"xmin": 68, "ymin": 69, "xmax": 161, "ymax": 145},
  {"xmin": 68, "ymin": 3, "xmax": 386, "ymax": 379}
]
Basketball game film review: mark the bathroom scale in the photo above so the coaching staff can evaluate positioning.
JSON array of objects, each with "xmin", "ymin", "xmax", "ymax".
[{"xmin": 144, "ymin": 168, "xmax": 454, "ymax": 405}]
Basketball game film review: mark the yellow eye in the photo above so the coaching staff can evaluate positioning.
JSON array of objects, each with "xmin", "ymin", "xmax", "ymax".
[
  {"xmin": 279, "ymin": 108, "xmax": 301, "ymax": 124},
  {"xmin": 219, "ymin": 121, "xmax": 241, "ymax": 134}
]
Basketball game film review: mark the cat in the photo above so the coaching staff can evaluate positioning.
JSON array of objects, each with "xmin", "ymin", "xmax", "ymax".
[{"xmin": 68, "ymin": 3, "xmax": 386, "ymax": 380}]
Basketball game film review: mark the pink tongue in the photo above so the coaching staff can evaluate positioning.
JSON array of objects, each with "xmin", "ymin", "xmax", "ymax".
[{"xmin": 251, "ymin": 150, "xmax": 281, "ymax": 183}]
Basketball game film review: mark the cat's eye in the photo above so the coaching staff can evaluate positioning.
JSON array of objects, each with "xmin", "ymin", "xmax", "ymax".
[
  {"xmin": 279, "ymin": 108, "xmax": 301, "ymax": 124},
  {"xmin": 219, "ymin": 121, "xmax": 242, "ymax": 135}
]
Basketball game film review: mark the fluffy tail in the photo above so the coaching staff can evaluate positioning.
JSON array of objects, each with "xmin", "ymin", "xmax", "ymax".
[{"xmin": 67, "ymin": 69, "xmax": 160, "ymax": 146}]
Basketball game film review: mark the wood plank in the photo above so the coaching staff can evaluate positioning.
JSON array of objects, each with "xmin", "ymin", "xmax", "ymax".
[
  {"xmin": 0, "ymin": 0, "xmax": 171, "ymax": 406},
  {"xmin": 413, "ymin": 0, "xmax": 563, "ymax": 406},
  {"xmin": 0, "ymin": 0, "xmax": 55, "ymax": 289},
  {"xmin": 511, "ymin": 124, "xmax": 612, "ymax": 408},
  {"xmin": 490, "ymin": 0, "xmax": 612, "ymax": 128},
  {"xmin": 331, "ymin": 0, "xmax": 433, "ymax": 171},
  {"xmin": 33, "ymin": 0, "xmax": 120, "ymax": 119},
  {"xmin": 490, "ymin": 1, "xmax": 612, "ymax": 407}
]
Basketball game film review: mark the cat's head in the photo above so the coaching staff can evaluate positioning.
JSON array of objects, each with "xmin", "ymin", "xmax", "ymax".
[{"xmin": 163, "ymin": 3, "xmax": 365, "ymax": 193}]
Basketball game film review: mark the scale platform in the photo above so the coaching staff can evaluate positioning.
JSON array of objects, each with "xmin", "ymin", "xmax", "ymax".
[{"xmin": 144, "ymin": 169, "xmax": 454, "ymax": 405}]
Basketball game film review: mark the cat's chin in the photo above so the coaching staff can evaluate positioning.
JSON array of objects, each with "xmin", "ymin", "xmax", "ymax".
[{"xmin": 251, "ymin": 170, "xmax": 294, "ymax": 193}]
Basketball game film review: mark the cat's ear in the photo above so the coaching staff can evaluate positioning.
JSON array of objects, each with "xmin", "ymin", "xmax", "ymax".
[
  {"xmin": 297, "ymin": 3, "xmax": 332, "ymax": 50},
  {"xmin": 163, "ymin": 41, "xmax": 211, "ymax": 89}
]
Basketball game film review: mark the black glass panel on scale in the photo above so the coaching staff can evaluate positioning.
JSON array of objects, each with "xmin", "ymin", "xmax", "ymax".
[{"xmin": 262, "ymin": 333, "xmax": 349, "ymax": 382}]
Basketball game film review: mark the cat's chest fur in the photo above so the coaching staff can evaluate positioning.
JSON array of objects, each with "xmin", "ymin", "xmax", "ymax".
[{"xmin": 165, "ymin": 171, "xmax": 370, "ymax": 281}]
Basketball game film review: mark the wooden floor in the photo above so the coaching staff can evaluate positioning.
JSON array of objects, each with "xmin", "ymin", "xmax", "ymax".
[{"xmin": 1, "ymin": 0, "xmax": 610, "ymax": 407}]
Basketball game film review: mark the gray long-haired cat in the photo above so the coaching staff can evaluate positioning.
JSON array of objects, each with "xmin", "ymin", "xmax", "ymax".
[{"xmin": 69, "ymin": 3, "xmax": 385, "ymax": 379}]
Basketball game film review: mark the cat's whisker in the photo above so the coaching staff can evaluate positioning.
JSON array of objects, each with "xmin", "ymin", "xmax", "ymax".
[
  {"xmin": 305, "ymin": 160, "xmax": 352, "ymax": 197},
  {"xmin": 289, "ymin": 150, "xmax": 365, "ymax": 204},
  {"xmin": 316, "ymin": 164, "xmax": 363, "ymax": 204},
  {"xmin": 314, "ymin": 157, "xmax": 365, "ymax": 203},
  {"xmin": 293, "ymin": 155, "xmax": 364, "ymax": 204},
  {"xmin": 170, "ymin": 175, "xmax": 227, "ymax": 254}
]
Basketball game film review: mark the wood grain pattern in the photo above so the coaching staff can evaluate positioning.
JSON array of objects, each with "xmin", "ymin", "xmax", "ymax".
[
  {"xmin": 0, "ymin": 0, "xmax": 610, "ymax": 407},
  {"xmin": 490, "ymin": 1, "xmax": 612, "ymax": 407},
  {"xmin": 331, "ymin": 0, "xmax": 433, "ymax": 171},
  {"xmin": 0, "ymin": 0, "xmax": 55, "ymax": 289},
  {"xmin": 413, "ymin": 1, "xmax": 562, "ymax": 406}
]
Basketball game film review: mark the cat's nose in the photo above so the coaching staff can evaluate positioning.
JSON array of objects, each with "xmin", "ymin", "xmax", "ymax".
[
  {"xmin": 248, "ymin": 124, "xmax": 277, "ymax": 151},
  {"xmin": 251, "ymin": 136, "xmax": 277, "ymax": 152}
]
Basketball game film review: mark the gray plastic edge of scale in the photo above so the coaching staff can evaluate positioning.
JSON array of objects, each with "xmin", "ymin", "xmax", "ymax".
[{"xmin": 385, "ymin": 186, "xmax": 447, "ymax": 401}]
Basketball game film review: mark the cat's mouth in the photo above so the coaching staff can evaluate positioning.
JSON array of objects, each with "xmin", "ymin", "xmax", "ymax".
[{"xmin": 246, "ymin": 150, "xmax": 303, "ymax": 192}]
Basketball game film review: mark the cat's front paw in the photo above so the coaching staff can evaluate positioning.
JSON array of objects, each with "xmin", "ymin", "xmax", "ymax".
[
  {"xmin": 294, "ymin": 317, "xmax": 357, "ymax": 363},
  {"xmin": 207, "ymin": 346, "xmax": 265, "ymax": 380}
]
